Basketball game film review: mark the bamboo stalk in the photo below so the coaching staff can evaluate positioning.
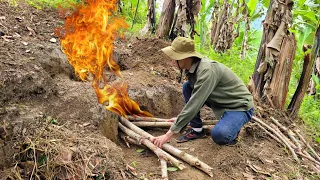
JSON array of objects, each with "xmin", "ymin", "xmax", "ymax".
[
  {"xmin": 120, "ymin": 117, "xmax": 214, "ymax": 177},
  {"xmin": 296, "ymin": 151, "xmax": 320, "ymax": 166},
  {"xmin": 160, "ymin": 159, "xmax": 168, "ymax": 180},
  {"xmin": 256, "ymin": 123, "xmax": 281, "ymax": 144},
  {"xmin": 270, "ymin": 123, "xmax": 297, "ymax": 149},
  {"xmin": 118, "ymin": 123, "xmax": 186, "ymax": 170},
  {"xmin": 131, "ymin": 121, "xmax": 217, "ymax": 128},
  {"xmin": 271, "ymin": 117, "xmax": 302, "ymax": 150},
  {"xmin": 294, "ymin": 129, "xmax": 320, "ymax": 161},
  {"xmin": 119, "ymin": 133, "xmax": 142, "ymax": 148},
  {"xmin": 252, "ymin": 116, "xmax": 300, "ymax": 162},
  {"xmin": 127, "ymin": 115, "xmax": 173, "ymax": 122}
]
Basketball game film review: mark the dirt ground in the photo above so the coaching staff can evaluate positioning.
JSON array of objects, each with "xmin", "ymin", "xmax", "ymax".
[{"xmin": 0, "ymin": 1, "xmax": 319, "ymax": 179}]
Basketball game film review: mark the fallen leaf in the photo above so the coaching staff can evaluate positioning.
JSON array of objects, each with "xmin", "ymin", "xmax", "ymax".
[
  {"xmin": 243, "ymin": 172, "xmax": 255, "ymax": 180},
  {"xmin": 21, "ymin": 41, "xmax": 28, "ymax": 46},
  {"xmin": 82, "ymin": 122, "xmax": 91, "ymax": 127},
  {"xmin": 136, "ymin": 148, "xmax": 144, "ymax": 153},
  {"xmin": 167, "ymin": 167, "xmax": 179, "ymax": 172},
  {"xmin": 26, "ymin": 26, "xmax": 35, "ymax": 36}
]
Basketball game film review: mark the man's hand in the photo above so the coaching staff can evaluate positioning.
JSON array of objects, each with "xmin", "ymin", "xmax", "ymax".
[{"xmin": 151, "ymin": 130, "xmax": 174, "ymax": 148}]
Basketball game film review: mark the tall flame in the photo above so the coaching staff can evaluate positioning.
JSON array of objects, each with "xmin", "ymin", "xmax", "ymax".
[{"xmin": 55, "ymin": 0, "xmax": 152, "ymax": 117}]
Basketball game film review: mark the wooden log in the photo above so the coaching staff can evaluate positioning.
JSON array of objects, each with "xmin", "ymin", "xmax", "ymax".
[
  {"xmin": 252, "ymin": 116, "xmax": 299, "ymax": 162},
  {"xmin": 127, "ymin": 116, "xmax": 173, "ymax": 122},
  {"xmin": 160, "ymin": 159, "xmax": 168, "ymax": 180},
  {"xmin": 118, "ymin": 123, "xmax": 186, "ymax": 170},
  {"xmin": 120, "ymin": 117, "xmax": 214, "ymax": 177},
  {"xmin": 131, "ymin": 121, "xmax": 217, "ymax": 128}
]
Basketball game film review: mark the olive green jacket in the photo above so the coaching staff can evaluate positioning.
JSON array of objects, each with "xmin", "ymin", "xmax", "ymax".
[{"xmin": 170, "ymin": 58, "xmax": 254, "ymax": 133}]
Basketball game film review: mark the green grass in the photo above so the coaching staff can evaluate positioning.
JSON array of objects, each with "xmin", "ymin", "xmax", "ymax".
[{"xmin": 24, "ymin": 0, "xmax": 81, "ymax": 9}]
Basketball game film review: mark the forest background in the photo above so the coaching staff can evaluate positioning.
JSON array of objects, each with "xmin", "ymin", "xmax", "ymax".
[{"xmin": 7, "ymin": 0, "xmax": 320, "ymax": 143}]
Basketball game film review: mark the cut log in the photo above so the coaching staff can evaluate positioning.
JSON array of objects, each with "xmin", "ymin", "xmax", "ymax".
[
  {"xmin": 160, "ymin": 159, "xmax": 168, "ymax": 180},
  {"xmin": 131, "ymin": 121, "xmax": 217, "ymax": 128},
  {"xmin": 120, "ymin": 117, "xmax": 214, "ymax": 177},
  {"xmin": 118, "ymin": 123, "xmax": 186, "ymax": 170}
]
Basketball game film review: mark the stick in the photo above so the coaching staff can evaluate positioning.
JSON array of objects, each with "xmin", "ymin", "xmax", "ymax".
[
  {"xmin": 270, "ymin": 123, "xmax": 297, "ymax": 149},
  {"xmin": 271, "ymin": 117, "xmax": 302, "ymax": 151},
  {"xmin": 120, "ymin": 117, "xmax": 214, "ymax": 177},
  {"xmin": 256, "ymin": 123, "xmax": 281, "ymax": 144},
  {"xmin": 296, "ymin": 151, "xmax": 320, "ymax": 166},
  {"xmin": 127, "ymin": 115, "xmax": 173, "ymax": 122},
  {"xmin": 294, "ymin": 129, "xmax": 320, "ymax": 161},
  {"xmin": 119, "ymin": 133, "xmax": 142, "ymax": 148},
  {"xmin": 252, "ymin": 116, "xmax": 300, "ymax": 162},
  {"xmin": 160, "ymin": 159, "xmax": 168, "ymax": 180},
  {"xmin": 132, "ymin": 121, "xmax": 217, "ymax": 127},
  {"xmin": 118, "ymin": 123, "xmax": 186, "ymax": 170}
]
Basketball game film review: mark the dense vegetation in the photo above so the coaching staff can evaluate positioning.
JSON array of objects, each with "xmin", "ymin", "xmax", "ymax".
[{"xmin": 15, "ymin": 0, "xmax": 320, "ymax": 142}]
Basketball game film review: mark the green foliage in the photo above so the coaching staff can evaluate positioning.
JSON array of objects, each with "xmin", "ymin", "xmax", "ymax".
[
  {"xmin": 120, "ymin": 0, "xmax": 148, "ymax": 31},
  {"xmin": 299, "ymin": 95, "xmax": 320, "ymax": 143},
  {"xmin": 24, "ymin": 0, "xmax": 81, "ymax": 9}
]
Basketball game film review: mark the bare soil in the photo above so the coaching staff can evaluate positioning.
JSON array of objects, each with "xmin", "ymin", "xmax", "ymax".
[{"xmin": 0, "ymin": 1, "xmax": 319, "ymax": 179}]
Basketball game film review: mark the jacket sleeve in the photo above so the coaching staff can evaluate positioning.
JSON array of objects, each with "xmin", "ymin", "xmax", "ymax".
[{"xmin": 170, "ymin": 66, "xmax": 222, "ymax": 133}]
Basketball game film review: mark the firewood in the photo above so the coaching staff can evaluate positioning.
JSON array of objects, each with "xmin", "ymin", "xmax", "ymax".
[
  {"xmin": 120, "ymin": 117, "xmax": 214, "ymax": 177},
  {"xmin": 256, "ymin": 123, "xmax": 281, "ymax": 144},
  {"xmin": 160, "ymin": 159, "xmax": 168, "ymax": 180},
  {"xmin": 127, "ymin": 115, "xmax": 173, "ymax": 122},
  {"xmin": 131, "ymin": 121, "xmax": 217, "ymax": 128},
  {"xmin": 118, "ymin": 123, "xmax": 186, "ymax": 170},
  {"xmin": 271, "ymin": 117, "xmax": 302, "ymax": 151},
  {"xmin": 252, "ymin": 116, "xmax": 299, "ymax": 162},
  {"xmin": 294, "ymin": 129, "xmax": 320, "ymax": 161}
]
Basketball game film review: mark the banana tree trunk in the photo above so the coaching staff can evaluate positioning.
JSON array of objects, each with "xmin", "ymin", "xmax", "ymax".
[
  {"xmin": 156, "ymin": 0, "xmax": 176, "ymax": 38},
  {"xmin": 251, "ymin": 0, "xmax": 295, "ymax": 109}
]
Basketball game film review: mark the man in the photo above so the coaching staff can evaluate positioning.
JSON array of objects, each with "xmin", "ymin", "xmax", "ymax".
[{"xmin": 151, "ymin": 37, "xmax": 254, "ymax": 148}]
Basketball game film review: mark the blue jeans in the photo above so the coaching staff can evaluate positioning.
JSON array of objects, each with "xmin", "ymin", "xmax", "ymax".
[{"xmin": 182, "ymin": 81, "xmax": 254, "ymax": 145}]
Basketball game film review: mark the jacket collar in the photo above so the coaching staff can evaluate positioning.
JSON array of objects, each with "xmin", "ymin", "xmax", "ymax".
[{"xmin": 188, "ymin": 59, "xmax": 201, "ymax": 73}]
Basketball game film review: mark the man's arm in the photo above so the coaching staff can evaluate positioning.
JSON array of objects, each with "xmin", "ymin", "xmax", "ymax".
[{"xmin": 170, "ymin": 67, "xmax": 222, "ymax": 133}]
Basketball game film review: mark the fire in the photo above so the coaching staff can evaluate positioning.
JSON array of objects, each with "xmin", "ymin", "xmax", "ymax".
[{"xmin": 55, "ymin": 0, "xmax": 152, "ymax": 117}]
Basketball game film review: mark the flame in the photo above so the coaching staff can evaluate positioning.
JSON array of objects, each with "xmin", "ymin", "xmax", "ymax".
[{"xmin": 55, "ymin": 0, "xmax": 152, "ymax": 117}]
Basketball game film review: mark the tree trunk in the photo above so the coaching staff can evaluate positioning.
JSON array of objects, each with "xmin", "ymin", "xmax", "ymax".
[
  {"xmin": 288, "ymin": 26, "xmax": 320, "ymax": 116},
  {"xmin": 309, "ymin": 26, "xmax": 320, "ymax": 96},
  {"xmin": 251, "ymin": 0, "xmax": 295, "ymax": 108},
  {"xmin": 210, "ymin": 1, "xmax": 219, "ymax": 45},
  {"xmin": 156, "ymin": 0, "xmax": 175, "ymax": 38},
  {"xmin": 140, "ymin": 0, "xmax": 156, "ymax": 35},
  {"xmin": 171, "ymin": 0, "xmax": 201, "ymax": 39}
]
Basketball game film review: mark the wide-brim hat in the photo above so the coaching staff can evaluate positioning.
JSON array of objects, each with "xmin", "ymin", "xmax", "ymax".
[{"xmin": 161, "ymin": 37, "xmax": 203, "ymax": 60}]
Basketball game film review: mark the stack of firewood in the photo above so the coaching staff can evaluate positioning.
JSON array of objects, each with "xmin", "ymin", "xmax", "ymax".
[
  {"xmin": 252, "ymin": 116, "xmax": 320, "ymax": 173},
  {"xmin": 118, "ymin": 116, "xmax": 214, "ymax": 179}
]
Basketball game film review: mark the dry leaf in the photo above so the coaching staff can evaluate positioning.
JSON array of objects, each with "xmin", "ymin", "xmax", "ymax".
[
  {"xmin": 242, "ymin": 172, "xmax": 255, "ymax": 180},
  {"xmin": 26, "ymin": 26, "xmax": 35, "ymax": 36}
]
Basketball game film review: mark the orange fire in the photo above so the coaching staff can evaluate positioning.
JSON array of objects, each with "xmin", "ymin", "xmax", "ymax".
[{"xmin": 55, "ymin": 0, "xmax": 152, "ymax": 117}]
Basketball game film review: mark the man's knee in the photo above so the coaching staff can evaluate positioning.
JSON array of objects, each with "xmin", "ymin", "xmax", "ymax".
[{"xmin": 211, "ymin": 127, "xmax": 232, "ymax": 145}]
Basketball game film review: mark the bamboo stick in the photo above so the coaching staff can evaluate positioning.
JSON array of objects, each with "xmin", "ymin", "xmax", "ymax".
[
  {"xmin": 270, "ymin": 123, "xmax": 297, "ymax": 149},
  {"xmin": 271, "ymin": 117, "xmax": 302, "ymax": 150},
  {"xmin": 118, "ymin": 123, "xmax": 186, "ymax": 170},
  {"xmin": 160, "ymin": 159, "xmax": 168, "ymax": 180},
  {"xmin": 294, "ymin": 129, "xmax": 320, "ymax": 161},
  {"xmin": 120, "ymin": 117, "xmax": 214, "ymax": 177},
  {"xmin": 252, "ymin": 116, "xmax": 300, "ymax": 162},
  {"xmin": 256, "ymin": 123, "xmax": 281, "ymax": 144},
  {"xmin": 127, "ymin": 116, "xmax": 173, "ymax": 122},
  {"xmin": 131, "ymin": 121, "xmax": 217, "ymax": 128}
]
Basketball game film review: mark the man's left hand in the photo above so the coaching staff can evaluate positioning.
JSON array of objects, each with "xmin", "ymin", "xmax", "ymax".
[{"xmin": 151, "ymin": 130, "xmax": 174, "ymax": 148}]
